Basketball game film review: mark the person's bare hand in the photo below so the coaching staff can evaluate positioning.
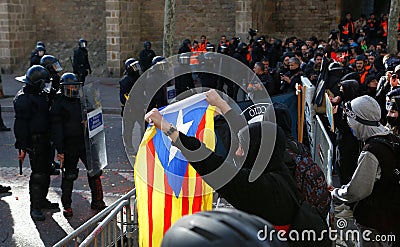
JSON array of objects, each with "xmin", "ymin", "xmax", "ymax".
[
  {"xmin": 327, "ymin": 185, "xmax": 335, "ymax": 192},
  {"xmin": 57, "ymin": 153, "xmax": 64, "ymax": 168},
  {"xmin": 205, "ymin": 89, "xmax": 224, "ymax": 107},
  {"xmin": 145, "ymin": 108, "xmax": 170, "ymax": 131},
  {"xmin": 254, "ymin": 83, "xmax": 263, "ymax": 91},
  {"xmin": 18, "ymin": 150, "xmax": 26, "ymax": 163},
  {"xmin": 205, "ymin": 89, "xmax": 231, "ymax": 114}
]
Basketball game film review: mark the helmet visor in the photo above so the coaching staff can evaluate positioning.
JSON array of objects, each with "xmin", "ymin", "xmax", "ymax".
[
  {"xmin": 52, "ymin": 61, "xmax": 63, "ymax": 72},
  {"xmin": 63, "ymin": 84, "xmax": 82, "ymax": 98},
  {"xmin": 130, "ymin": 61, "xmax": 141, "ymax": 72}
]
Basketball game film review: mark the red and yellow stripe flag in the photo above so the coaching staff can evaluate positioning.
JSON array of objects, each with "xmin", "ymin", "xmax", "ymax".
[{"xmin": 134, "ymin": 93, "xmax": 215, "ymax": 247}]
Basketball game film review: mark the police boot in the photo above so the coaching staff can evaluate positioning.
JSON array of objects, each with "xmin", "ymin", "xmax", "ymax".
[
  {"xmin": 88, "ymin": 174, "xmax": 106, "ymax": 210},
  {"xmin": 61, "ymin": 169, "xmax": 78, "ymax": 217},
  {"xmin": 29, "ymin": 173, "xmax": 45, "ymax": 221},
  {"xmin": 40, "ymin": 175, "xmax": 59, "ymax": 210}
]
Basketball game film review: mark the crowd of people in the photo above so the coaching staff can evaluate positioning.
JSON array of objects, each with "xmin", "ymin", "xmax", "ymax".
[
  {"xmin": 2, "ymin": 10, "xmax": 399, "ymax": 245},
  {"xmin": 120, "ymin": 11, "xmax": 400, "ymax": 246}
]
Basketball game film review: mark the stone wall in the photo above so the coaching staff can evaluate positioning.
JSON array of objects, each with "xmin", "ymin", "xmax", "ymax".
[
  {"xmin": 253, "ymin": 0, "xmax": 340, "ymax": 42},
  {"xmin": 0, "ymin": 0, "xmax": 345, "ymax": 76},
  {"xmin": 0, "ymin": 0, "xmax": 34, "ymax": 73}
]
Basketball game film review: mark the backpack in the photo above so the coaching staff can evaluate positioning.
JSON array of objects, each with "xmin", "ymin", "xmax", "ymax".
[{"xmin": 287, "ymin": 147, "xmax": 331, "ymax": 217}]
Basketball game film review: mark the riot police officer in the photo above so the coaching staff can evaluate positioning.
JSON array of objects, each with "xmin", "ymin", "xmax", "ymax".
[
  {"xmin": 40, "ymin": 55, "xmax": 64, "ymax": 175},
  {"xmin": 30, "ymin": 45, "xmax": 46, "ymax": 66},
  {"xmin": 146, "ymin": 56, "xmax": 169, "ymax": 112},
  {"xmin": 175, "ymin": 53, "xmax": 195, "ymax": 96},
  {"xmin": 50, "ymin": 73, "xmax": 106, "ymax": 217},
  {"xmin": 72, "ymin": 38, "xmax": 92, "ymax": 83},
  {"xmin": 40, "ymin": 55, "xmax": 63, "ymax": 100},
  {"xmin": 139, "ymin": 41, "xmax": 156, "ymax": 72},
  {"xmin": 13, "ymin": 65, "xmax": 59, "ymax": 221},
  {"xmin": 119, "ymin": 58, "xmax": 141, "ymax": 116}
]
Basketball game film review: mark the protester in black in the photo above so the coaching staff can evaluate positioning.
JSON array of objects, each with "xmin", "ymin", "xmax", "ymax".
[{"xmin": 145, "ymin": 90, "xmax": 298, "ymax": 229}]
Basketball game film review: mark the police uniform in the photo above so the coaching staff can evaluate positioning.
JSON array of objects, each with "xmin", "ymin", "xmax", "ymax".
[
  {"xmin": 50, "ymin": 73, "xmax": 106, "ymax": 217},
  {"xmin": 72, "ymin": 39, "xmax": 91, "ymax": 83},
  {"xmin": 13, "ymin": 65, "xmax": 57, "ymax": 221}
]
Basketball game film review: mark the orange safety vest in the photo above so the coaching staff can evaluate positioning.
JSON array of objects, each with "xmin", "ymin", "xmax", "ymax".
[
  {"xmin": 198, "ymin": 41, "xmax": 208, "ymax": 52},
  {"xmin": 341, "ymin": 22, "xmax": 353, "ymax": 35},
  {"xmin": 380, "ymin": 21, "xmax": 388, "ymax": 37},
  {"xmin": 359, "ymin": 70, "xmax": 368, "ymax": 84}
]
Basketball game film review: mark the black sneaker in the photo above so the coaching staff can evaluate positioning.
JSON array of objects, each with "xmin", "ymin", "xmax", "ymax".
[
  {"xmin": 30, "ymin": 209, "xmax": 45, "ymax": 221},
  {"xmin": 41, "ymin": 199, "xmax": 59, "ymax": 209}
]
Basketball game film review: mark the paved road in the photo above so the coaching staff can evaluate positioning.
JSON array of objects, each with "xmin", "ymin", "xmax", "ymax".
[{"xmin": 0, "ymin": 74, "xmax": 141, "ymax": 246}]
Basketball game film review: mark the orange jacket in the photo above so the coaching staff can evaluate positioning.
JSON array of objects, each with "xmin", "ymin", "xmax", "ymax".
[
  {"xmin": 198, "ymin": 41, "xmax": 208, "ymax": 52},
  {"xmin": 380, "ymin": 21, "xmax": 388, "ymax": 37}
]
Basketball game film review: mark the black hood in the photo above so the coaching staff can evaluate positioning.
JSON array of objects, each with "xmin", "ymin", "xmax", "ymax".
[
  {"xmin": 263, "ymin": 102, "xmax": 292, "ymax": 137},
  {"xmin": 340, "ymin": 79, "xmax": 360, "ymax": 102},
  {"xmin": 237, "ymin": 121, "xmax": 286, "ymax": 174}
]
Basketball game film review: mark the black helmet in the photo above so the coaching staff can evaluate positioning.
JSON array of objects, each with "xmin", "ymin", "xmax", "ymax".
[
  {"xmin": 178, "ymin": 53, "xmax": 191, "ymax": 65},
  {"xmin": 144, "ymin": 41, "xmax": 152, "ymax": 50},
  {"xmin": 40, "ymin": 55, "xmax": 63, "ymax": 73},
  {"xmin": 219, "ymin": 43, "xmax": 229, "ymax": 54},
  {"xmin": 161, "ymin": 208, "xmax": 286, "ymax": 247},
  {"xmin": 36, "ymin": 46, "xmax": 46, "ymax": 56},
  {"xmin": 79, "ymin": 38, "xmax": 88, "ymax": 48},
  {"xmin": 328, "ymin": 62, "xmax": 342, "ymax": 71},
  {"xmin": 60, "ymin": 73, "xmax": 82, "ymax": 98},
  {"xmin": 238, "ymin": 42, "xmax": 248, "ymax": 53},
  {"xmin": 124, "ymin": 58, "xmax": 141, "ymax": 73},
  {"xmin": 36, "ymin": 41, "xmax": 45, "ymax": 48},
  {"xmin": 152, "ymin": 56, "xmax": 165, "ymax": 65},
  {"xmin": 22, "ymin": 65, "xmax": 51, "ymax": 90},
  {"xmin": 206, "ymin": 43, "xmax": 215, "ymax": 52}
]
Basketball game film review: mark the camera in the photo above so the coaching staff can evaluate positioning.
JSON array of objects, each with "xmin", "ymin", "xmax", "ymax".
[
  {"xmin": 330, "ymin": 29, "xmax": 340, "ymax": 40},
  {"xmin": 248, "ymin": 28, "xmax": 258, "ymax": 39}
]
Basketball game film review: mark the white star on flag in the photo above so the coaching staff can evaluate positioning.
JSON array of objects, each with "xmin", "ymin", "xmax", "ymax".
[{"xmin": 168, "ymin": 109, "xmax": 193, "ymax": 166}]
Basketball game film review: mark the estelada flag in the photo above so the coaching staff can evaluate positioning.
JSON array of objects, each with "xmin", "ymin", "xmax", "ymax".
[{"xmin": 134, "ymin": 93, "xmax": 215, "ymax": 247}]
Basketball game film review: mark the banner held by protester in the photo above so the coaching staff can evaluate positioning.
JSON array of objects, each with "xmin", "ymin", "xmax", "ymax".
[{"xmin": 134, "ymin": 93, "xmax": 214, "ymax": 247}]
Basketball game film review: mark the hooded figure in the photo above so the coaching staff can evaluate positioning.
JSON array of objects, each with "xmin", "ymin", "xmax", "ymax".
[
  {"xmin": 263, "ymin": 102, "xmax": 304, "ymax": 175},
  {"xmin": 182, "ymin": 121, "xmax": 298, "ymax": 227},
  {"xmin": 145, "ymin": 92, "xmax": 298, "ymax": 229},
  {"xmin": 345, "ymin": 95, "xmax": 388, "ymax": 142},
  {"xmin": 334, "ymin": 79, "xmax": 361, "ymax": 185},
  {"xmin": 332, "ymin": 95, "xmax": 399, "ymax": 244}
]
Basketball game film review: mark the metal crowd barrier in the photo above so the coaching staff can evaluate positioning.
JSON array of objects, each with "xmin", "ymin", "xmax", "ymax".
[
  {"xmin": 54, "ymin": 189, "xmax": 137, "ymax": 247},
  {"xmin": 313, "ymin": 115, "xmax": 334, "ymax": 185}
]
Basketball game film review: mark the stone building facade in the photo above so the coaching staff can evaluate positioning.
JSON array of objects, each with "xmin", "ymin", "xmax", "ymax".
[{"xmin": 0, "ymin": 0, "xmax": 387, "ymax": 77}]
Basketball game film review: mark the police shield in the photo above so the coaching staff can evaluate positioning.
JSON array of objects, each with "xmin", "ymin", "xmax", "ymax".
[{"xmin": 80, "ymin": 83, "xmax": 108, "ymax": 176}]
